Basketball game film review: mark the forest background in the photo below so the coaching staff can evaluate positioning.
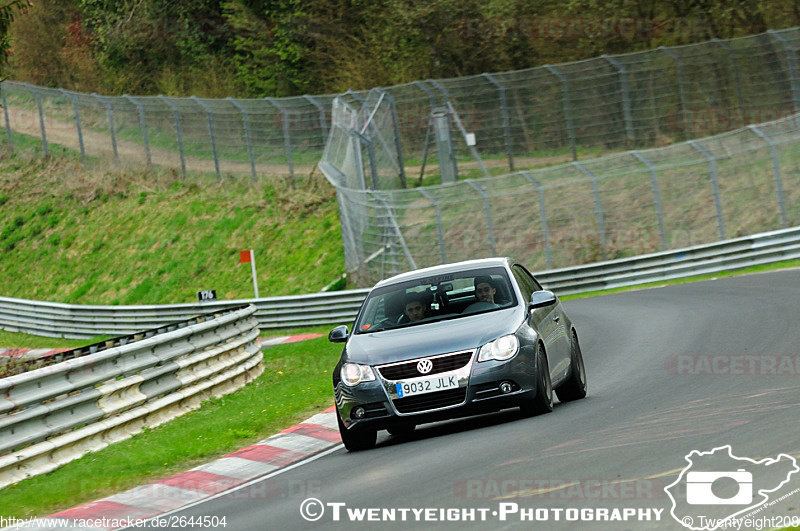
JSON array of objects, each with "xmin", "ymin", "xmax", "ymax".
[{"xmin": 4, "ymin": 0, "xmax": 800, "ymax": 98}]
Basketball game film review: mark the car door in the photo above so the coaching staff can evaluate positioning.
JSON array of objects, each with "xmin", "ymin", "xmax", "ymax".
[{"xmin": 512, "ymin": 265, "xmax": 570, "ymax": 382}]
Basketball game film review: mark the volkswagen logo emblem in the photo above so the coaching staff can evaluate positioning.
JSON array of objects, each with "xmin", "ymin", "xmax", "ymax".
[{"xmin": 417, "ymin": 359, "xmax": 433, "ymax": 374}]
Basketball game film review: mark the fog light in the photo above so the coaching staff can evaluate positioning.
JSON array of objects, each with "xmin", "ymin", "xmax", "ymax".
[
  {"xmin": 499, "ymin": 382, "xmax": 513, "ymax": 394},
  {"xmin": 352, "ymin": 407, "xmax": 366, "ymax": 419}
]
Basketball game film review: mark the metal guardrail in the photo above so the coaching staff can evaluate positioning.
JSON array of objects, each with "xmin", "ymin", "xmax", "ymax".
[
  {"xmin": 0, "ymin": 304, "xmax": 261, "ymax": 489},
  {"xmin": 1, "ymin": 227, "xmax": 798, "ymax": 340}
]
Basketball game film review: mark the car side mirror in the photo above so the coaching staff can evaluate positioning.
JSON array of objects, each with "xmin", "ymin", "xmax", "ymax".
[
  {"xmin": 528, "ymin": 290, "xmax": 557, "ymax": 310},
  {"xmin": 328, "ymin": 325, "xmax": 350, "ymax": 343}
]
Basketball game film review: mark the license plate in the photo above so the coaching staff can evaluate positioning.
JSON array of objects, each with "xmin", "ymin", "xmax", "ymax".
[{"xmin": 396, "ymin": 375, "xmax": 458, "ymax": 398}]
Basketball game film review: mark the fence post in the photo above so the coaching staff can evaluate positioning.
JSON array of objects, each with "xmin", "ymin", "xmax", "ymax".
[
  {"xmin": 748, "ymin": 125, "xmax": 788, "ymax": 228},
  {"xmin": 659, "ymin": 47, "xmax": 690, "ymax": 138},
  {"xmin": 373, "ymin": 88, "xmax": 407, "ymax": 188},
  {"xmin": 413, "ymin": 80, "xmax": 437, "ymax": 109},
  {"xmin": 302, "ymin": 94, "xmax": 328, "ymax": 146},
  {"xmin": 158, "ymin": 95, "xmax": 186, "ymax": 178},
  {"xmin": 228, "ymin": 98, "xmax": 256, "ymax": 182},
  {"xmin": 2, "ymin": 82, "xmax": 13, "ymax": 151},
  {"xmin": 630, "ymin": 151, "xmax": 668, "ymax": 250},
  {"xmin": 372, "ymin": 193, "xmax": 417, "ymax": 270},
  {"xmin": 521, "ymin": 171, "xmax": 553, "ymax": 269},
  {"xmin": 712, "ymin": 38, "xmax": 745, "ymax": 110},
  {"xmin": 418, "ymin": 189, "xmax": 447, "ymax": 264},
  {"xmin": 572, "ymin": 162, "xmax": 607, "ymax": 260},
  {"xmin": 482, "ymin": 73, "xmax": 514, "ymax": 171},
  {"xmin": 768, "ymin": 30, "xmax": 800, "ymax": 112},
  {"xmin": 602, "ymin": 55, "xmax": 635, "ymax": 145},
  {"xmin": 431, "ymin": 107, "xmax": 458, "ymax": 183},
  {"xmin": 465, "ymin": 180, "xmax": 497, "ymax": 256},
  {"xmin": 92, "ymin": 94, "xmax": 118, "ymax": 162},
  {"xmin": 123, "ymin": 94, "xmax": 151, "ymax": 167},
  {"xmin": 688, "ymin": 141, "xmax": 726, "ymax": 240},
  {"xmin": 191, "ymin": 96, "xmax": 221, "ymax": 180},
  {"xmin": 427, "ymin": 79, "xmax": 451, "ymax": 104},
  {"xmin": 266, "ymin": 97, "xmax": 294, "ymax": 179},
  {"xmin": 543, "ymin": 64, "xmax": 577, "ymax": 161},
  {"xmin": 58, "ymin": 89, "xmax": 87, "ymax": 166},
  {"xmin": 24, "ymin": 83, "xmax": 47, "ymax": 157}
]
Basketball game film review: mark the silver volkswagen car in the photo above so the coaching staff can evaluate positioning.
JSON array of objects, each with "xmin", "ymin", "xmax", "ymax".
[{"xmin": 329, "ymin": 257, "xmax": 587, "ymax": 451}]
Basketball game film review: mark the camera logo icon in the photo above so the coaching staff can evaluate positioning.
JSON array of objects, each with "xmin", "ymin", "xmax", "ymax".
[{"xmin": 686, "ymin": 469, "xmax": 753, "ymax": 505}]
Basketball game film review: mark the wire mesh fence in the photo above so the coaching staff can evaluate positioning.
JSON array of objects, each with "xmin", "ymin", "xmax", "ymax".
[
  {"xmin": 323, "ymin": 109, "xmax": 800, "ymax": 286},
  {"xmin": 6, "ymin": 27, "xmax": 800, "ymax": 181}
]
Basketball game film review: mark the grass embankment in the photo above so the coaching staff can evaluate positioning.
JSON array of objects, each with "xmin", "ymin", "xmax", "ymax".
[{"xmin": 0, "ymin": 152, "xmax": 345, "ymax": 305}]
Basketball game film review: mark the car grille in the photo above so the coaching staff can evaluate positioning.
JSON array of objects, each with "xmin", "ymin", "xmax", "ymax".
[
  {"xmin": 392, "ymin": 388, "xmax": 467, "ymax": 414},
  {"xmin": 377, "ymin": 351, "xmax": 473, "ymax": 380}
]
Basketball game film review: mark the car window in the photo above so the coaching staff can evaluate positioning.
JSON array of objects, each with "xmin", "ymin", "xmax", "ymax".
[
  {"xmin": 512, "ymin": 264, "xmax": 537, "ymax": 302},
  {"xmin": 355, "ymin": 266, "xmax": 517, "ymax": 333}
]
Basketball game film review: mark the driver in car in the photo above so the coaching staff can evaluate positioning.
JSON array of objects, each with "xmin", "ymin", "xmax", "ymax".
[
  {"xmin": 473, "ymin": 276, "xmax": 497, "ymax": 304},
  {"xmin": 403, "ymin": 292, "xmax": 428, "ymax": 323}
]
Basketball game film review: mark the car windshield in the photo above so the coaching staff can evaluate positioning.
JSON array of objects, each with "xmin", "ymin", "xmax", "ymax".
[{"xmin": 354, "ymin": 267, "xmax": 517, "ymax": 334}]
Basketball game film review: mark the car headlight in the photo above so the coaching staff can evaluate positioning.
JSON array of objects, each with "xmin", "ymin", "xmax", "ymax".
[
  {"xmin": 340, "ymin": 362, "xmax": 376, "ymax": 386},
  {"xmin": 477, "ymin": 334, "xmax": 519, "ymax": 362}
]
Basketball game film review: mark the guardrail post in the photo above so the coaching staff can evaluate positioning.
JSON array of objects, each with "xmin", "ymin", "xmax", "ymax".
[
  {"xmin": 689, "ymin": 141, "xmax": 726, "ymax": 240},
  {"xmin": 24, "ymin": 83, "xmax": 48, "ymax": 157},
  {"xmin": 228, "ymin": 97, "xmax": 257, "ymax": 182},
  {"xmin": 768, "ymin": 30, "xmax": 800, "ymax": 112},
  {"xmin": 630, "ymin": 151, "xmax": 668, "ymax": 251},
  {"xmin": 572, "ymin": 162, "xmax": 607, "ymax": 260},
  {"xmin": 712, "ymin": 38, "xmax": 745, "ymax": 110},
  {"xmin": 482, "ymin": 73, "xmax": 514, "ymax": 171},
  {"xmin": 659, "ymin": 47, "xmax": 690, "ymax": 137},
  {"xmin": 748, "ymin": 126, "xmax": 788, "ymax": 228},
  {"xmin": 602, "ymin": 55, "xmax": 635, "ymax": 145},
  {"xmin": 303, "ymin": 94, "xmax": 328, "ymax": 145},
  {"xmin": 58, "ymin": 89, "xmax": 86, "ymax": 166},
  {"xmin": 543, "ymin": 64, "xmax": 577, "ymax": 161},
  {"xmin": 418, "ymin": 189, "xmax": 447, "ymax": 263},
  {"xmin": 465, "ymin": 180, "xmax": 497, "ymax": 256},
  {"xmin": 191, "ymin": 96, "xmax": 221, "ymax": 180},
  {"xmin": 158, "ymin": 96, "xmax": 186, "ymax": 177},
  {"xmin": 92, "ymin": 93, "xmax": 118, "ymax": 162},
  {"xmin": 123, "ymin": 94, "xmax": 151, "ymax": 167},
  {"xmin": 266, "ymin": 97, "xmax": 294, "ymax": 179},
  {"xmin": 2, "ymin": 82, "xmax": 13, "ymax": 151},
  {"xmin": 521, "ymin": 171, "xmax": 553, "ymax": 269}
]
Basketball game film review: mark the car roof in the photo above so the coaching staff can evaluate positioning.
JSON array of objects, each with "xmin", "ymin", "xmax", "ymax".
[{"xmin": 373, "ymin": 257, "xmax": 516, "ymax": 289}]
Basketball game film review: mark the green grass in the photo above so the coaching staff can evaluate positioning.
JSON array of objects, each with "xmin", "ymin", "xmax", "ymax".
[
  {"xmin": 0, "ymin": 151, "xmax": 346, "ymax": 305},
  {"xmin": 0, "ymin": 329, "xmax": 342, "ymax": 518}
]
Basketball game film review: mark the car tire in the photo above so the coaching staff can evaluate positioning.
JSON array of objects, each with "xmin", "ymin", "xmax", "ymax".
[
  {"xmin": 386, "ymin": 423, "xmax": 416, "ymax": 437},
  {"xmin": 520, "ymin": 346, "xmax": 553, "ymax": 416},
  {"xmin": 555, "ymin": 329, "xmax": 587, "ymax": 403},
  {"xmin": 337, "ymin": 412, "xmax": 377, "ymax": 451}
]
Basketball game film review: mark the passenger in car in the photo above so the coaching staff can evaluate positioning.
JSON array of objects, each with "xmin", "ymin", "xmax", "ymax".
[{"xmin": 473, "ymin": 276, "xmax": 497, "ymax": 304}]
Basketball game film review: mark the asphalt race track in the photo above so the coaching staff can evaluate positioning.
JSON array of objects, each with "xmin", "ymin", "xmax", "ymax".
[{"xmin": 152, "ymin": 269, "xmax": 800, "ymax": 530}]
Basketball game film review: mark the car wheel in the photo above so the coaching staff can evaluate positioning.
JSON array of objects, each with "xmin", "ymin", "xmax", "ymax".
[
  {"xmin": 337, "ymin": 412, "xmax": 377, "ymax": 451},
  {"xmin": 555, "ymin": 329, "xmax": 587, "ymax": 403},
  {"xmin": 520, "ymin": 346, "xmax": 553, "ymax": 416},
  {"xmin": 386, "ymin": 423, "xmax": 416, "ymax": 437}
]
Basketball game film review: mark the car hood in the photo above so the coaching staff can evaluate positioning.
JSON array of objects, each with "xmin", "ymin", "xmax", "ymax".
[{"xmin": 345, "ymin": 307, "xmax": 522, "ymax": 365}]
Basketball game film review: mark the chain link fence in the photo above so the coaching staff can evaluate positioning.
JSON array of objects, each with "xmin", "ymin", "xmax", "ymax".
[
  {"xmin": 5, "ymin": 28, "xmax": 800, "ymax": 181},
  {"xmin": 323, "ymin": 104, "xmax": 800, "ymax": 286}
]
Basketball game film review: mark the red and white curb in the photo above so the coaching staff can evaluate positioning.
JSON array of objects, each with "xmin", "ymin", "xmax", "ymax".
[
  {"xmin": 10, "ymin": 408, "xmax": 340, "ymax": 530},
  {"xmin": 0, "ymin": 348, "xmax": 69, "ymax": 362}
]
